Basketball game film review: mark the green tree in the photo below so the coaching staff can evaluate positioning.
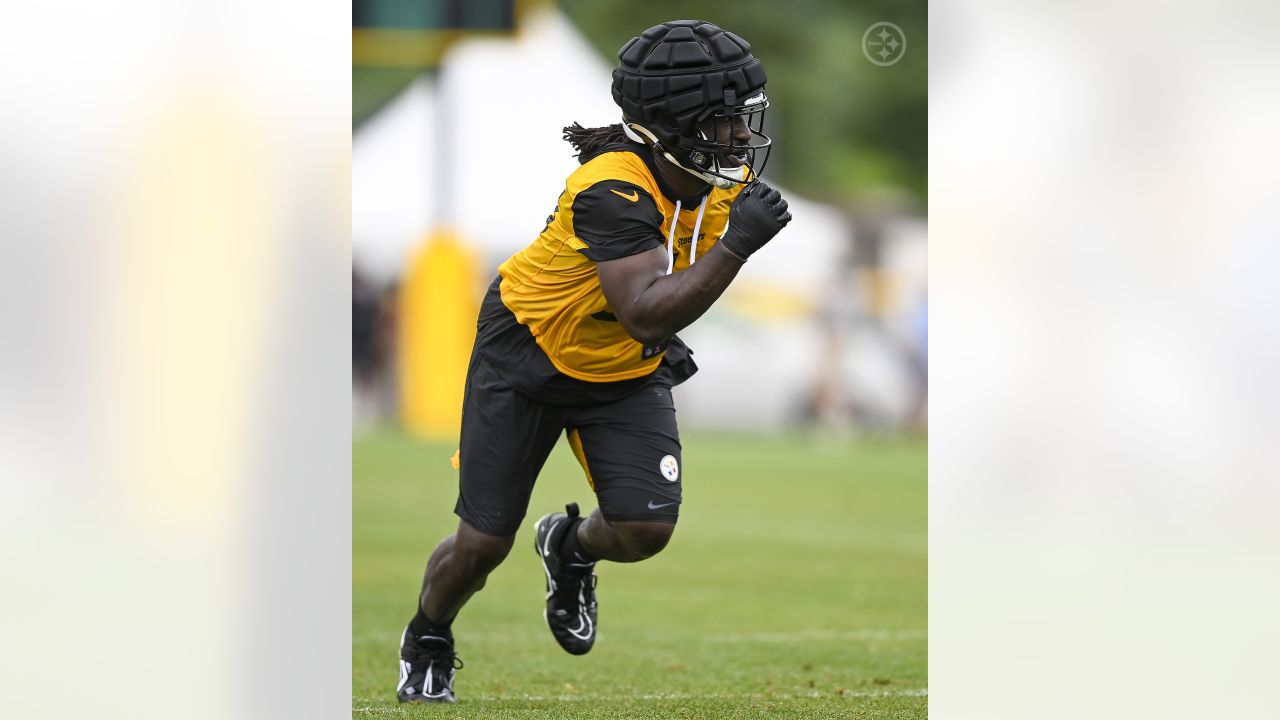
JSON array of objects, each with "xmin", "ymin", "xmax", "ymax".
[{"xmin": 561, "ymin": 0, "xmax": 926, "ymax": 208}]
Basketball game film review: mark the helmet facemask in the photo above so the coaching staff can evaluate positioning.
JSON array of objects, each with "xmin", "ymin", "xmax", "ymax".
[{"xmin": 623, "ymin": 91, "xmax": 772, "ymax": 191}]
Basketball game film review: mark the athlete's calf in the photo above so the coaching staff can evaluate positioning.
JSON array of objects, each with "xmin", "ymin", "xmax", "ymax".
[{"xmin": 419, "ymin": 519, "xmax": 516, "ymax": 624}]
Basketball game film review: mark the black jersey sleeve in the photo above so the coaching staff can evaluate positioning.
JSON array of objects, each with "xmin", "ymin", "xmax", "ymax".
[{"xmin": 569, "ymin": 181, "xmax": 664, "ymax": 262}]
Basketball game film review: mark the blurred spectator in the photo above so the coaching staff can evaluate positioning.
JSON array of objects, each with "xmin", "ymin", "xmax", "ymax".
[
  {"xmin": 805, "ymin": 207, "xmax": 928, "ymax": 434},
  {"xmin": 353, "ymin": 267, "xmax": 398, "ymax": 426},
  {"xmin": 910, "ymin": 292, "xmax": 928, "ymax": 431}
]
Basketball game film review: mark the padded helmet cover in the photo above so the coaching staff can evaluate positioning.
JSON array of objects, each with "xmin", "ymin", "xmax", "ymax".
[{"xmin": 611, "ymin": 20, "xmax": 768, "ymax": 140}]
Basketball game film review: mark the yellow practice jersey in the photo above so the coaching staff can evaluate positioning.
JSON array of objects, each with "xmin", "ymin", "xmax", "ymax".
[{"xmin": 498, "ymin": 144, "xmax": 745, "ymax": 382}]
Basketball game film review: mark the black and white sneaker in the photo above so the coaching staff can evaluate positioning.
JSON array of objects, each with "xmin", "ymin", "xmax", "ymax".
[
  {"xmin": 533, "ymin": 502, "xmax": 598, "ymax": 655},
  {"xmin": 397, "ymin": 627, "xmax": 463, "ymax": 703}
]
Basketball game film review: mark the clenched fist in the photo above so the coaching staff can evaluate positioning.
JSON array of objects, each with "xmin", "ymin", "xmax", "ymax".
[{"xmin": 718, "ymin": 180, "xmax": 792, "ymax": 261}]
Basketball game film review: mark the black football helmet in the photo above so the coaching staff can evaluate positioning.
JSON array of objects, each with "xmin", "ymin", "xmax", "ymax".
[{"xmin": 611, "ymin": 20, "xmax": 771, "ymax": 189}]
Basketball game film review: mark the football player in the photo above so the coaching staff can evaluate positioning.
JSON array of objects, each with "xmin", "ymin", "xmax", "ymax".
[{"xmin": 397, "ymin": 19, "xmax": 791, "ymax": 703}]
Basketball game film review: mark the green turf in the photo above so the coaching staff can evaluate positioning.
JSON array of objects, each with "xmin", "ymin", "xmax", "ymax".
[{"xmin": 354, "ymin": 429, "xmax": 927, "ymax": 718}]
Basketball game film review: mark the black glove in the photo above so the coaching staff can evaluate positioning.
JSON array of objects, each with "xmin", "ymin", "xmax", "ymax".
[{"xmin": 718, "ymin": 180, "xmax": 792, "ymax": 261}]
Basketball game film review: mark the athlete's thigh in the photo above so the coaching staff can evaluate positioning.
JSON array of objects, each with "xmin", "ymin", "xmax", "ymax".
[
  {"xmin": 567, "ymin": 381, "xmax": 682, "ymax": 524},
  {"xmin": 455, "ymin": 352, "xmax": 565, "ymax": 536}
]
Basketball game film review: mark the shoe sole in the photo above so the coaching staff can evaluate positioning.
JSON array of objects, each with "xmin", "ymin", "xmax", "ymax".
[{"xmin": 400, "ymin": 694, "xmax": 456, "ymax": 704}]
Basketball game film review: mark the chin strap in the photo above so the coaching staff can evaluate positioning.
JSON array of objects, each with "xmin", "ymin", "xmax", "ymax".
[{"xmin": 624, "ymin": 121, "xmax": 744, "ymax": 190}]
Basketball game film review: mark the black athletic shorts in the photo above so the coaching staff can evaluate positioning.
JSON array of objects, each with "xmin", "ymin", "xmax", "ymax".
[{"xmin": 454, "ymin": 350, "xmax": 683, "ymax": 537}]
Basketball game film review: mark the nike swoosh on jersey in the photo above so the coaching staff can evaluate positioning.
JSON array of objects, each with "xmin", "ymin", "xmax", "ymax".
[
  {"xmin": 610, "ymin": 188, "xmax": 639, "ymax": 202},
  {"xmin": 647, "ymin": 500, "xmax": 676, "ymax": 510}
]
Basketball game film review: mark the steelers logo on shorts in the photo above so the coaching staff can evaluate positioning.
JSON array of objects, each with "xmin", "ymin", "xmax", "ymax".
[{"xmin": 659, "ymin": 455, "xmax": 679, "ymax": 482}]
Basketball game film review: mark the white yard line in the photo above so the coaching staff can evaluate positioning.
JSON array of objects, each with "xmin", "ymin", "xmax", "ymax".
[
  {"xmin": 707, "ymin": 628, "xmax": 927, "ymax": 642},
  {"xmin": 356, "ymin": 628, "xmax": 927, "ymax": 644},
  {"xmin": 353, "ymin": 688, "xmax": 928, "ymax": 710}
]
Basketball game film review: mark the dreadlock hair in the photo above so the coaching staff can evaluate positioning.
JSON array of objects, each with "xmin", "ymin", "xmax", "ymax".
[{"xmin": 562, "ymin": 122, "xmax": 630, "ymax": 162}]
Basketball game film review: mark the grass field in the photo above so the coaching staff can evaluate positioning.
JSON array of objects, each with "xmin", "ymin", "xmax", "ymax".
[{"xmin": 354, "ymin": 429, "xmax": 927, "ymax": 719}]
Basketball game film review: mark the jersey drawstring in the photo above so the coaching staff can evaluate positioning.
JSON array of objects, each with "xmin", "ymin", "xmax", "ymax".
[
  {"xmin": 665, "ymin": 199, "xmax": 681, "ymax": 275},
  {"xmin": 665, "ymin": 194, "xmax": 710, "ymax": 275},
  {"xmin": 689, "ymin": 194, "xmax": 709, "ymax": 266}
]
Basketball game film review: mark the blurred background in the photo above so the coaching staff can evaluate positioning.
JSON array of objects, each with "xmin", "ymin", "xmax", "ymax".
[
  {"xmin": 7, "ymin": 0, "xmax": 1275, "ymax": 717},
  {"xmin": 351, "ymin": 0, "xmax": 928, "ymax": 438}
]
